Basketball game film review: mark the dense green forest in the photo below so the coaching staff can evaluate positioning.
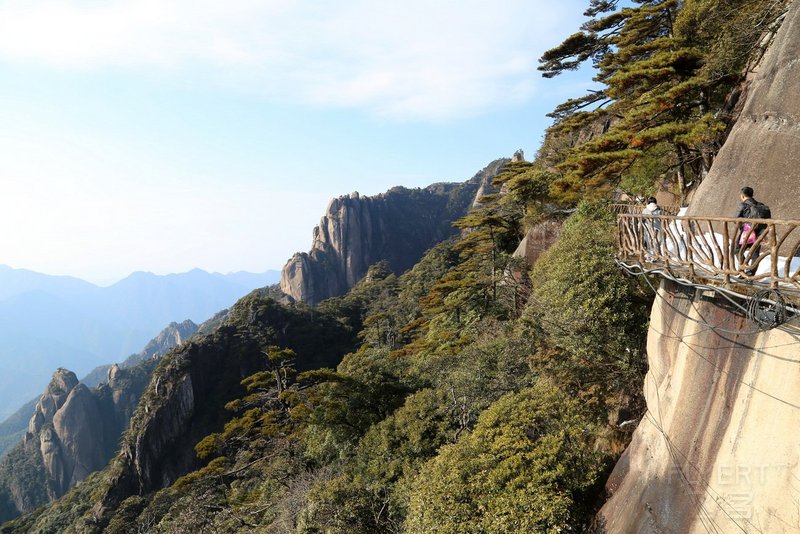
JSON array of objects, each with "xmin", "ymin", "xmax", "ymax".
[{"xmin": 1, "ymin": 0, "xmax": 788, "ymax": 532}]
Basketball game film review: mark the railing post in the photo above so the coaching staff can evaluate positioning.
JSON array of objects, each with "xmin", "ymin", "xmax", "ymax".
[
  {"xmin": 722, "ymin": 222, "xmax": 731, "ymax": 284},
  {"xmin": 770, "ymin": 222, "xmax": 779, "ymax": 288},
  {"xmin": 685, "ymin": 219, "xmax": 696, "ymax": 278},
  {"xmin": 636, "ymin": 217, "xmax": 645, "ymax": 263}
]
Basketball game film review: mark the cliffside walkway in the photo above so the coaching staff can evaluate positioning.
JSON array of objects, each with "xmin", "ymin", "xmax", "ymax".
[{"xmin": 616, "ymin": 212, "xmax": 800, "ymax": 300}]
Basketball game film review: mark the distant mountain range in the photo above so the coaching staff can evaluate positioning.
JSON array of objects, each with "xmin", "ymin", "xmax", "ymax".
[{"xmin": 0, "ymin": 266, "xmax": 279, "ymax": 420}]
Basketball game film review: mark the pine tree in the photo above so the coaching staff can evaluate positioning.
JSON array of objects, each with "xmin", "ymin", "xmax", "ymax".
[{"xmin": 539, "ymin": 0, "xmax": 786, "ymax": 203}]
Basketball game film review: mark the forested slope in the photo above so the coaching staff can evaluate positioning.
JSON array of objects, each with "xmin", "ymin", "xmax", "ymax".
[{"xmin": 1, "ymin": 0, "xmax": 790, "ymax": 532}]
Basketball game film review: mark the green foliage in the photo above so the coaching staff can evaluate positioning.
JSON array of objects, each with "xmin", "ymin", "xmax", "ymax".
[
  {"xmin": 524, "ymin": 203, "xmax": 652, "ymax": 413},
  {"xmin": 409, "ymin": 322, "xmax": 536, "ymax": 433},
  {"xmin": 618, "ymin": 142, "xmax": 674, "ymax": 197},
  {"xmin": 302, "ymin": 388, "xmax": 457, "ymax": 533},
  {"xmin": 539, "ymin": 0, "xmax": 788, "ymax": 202},
  {"xmin": 302, "ymin": 348, "xmax": 413, "ymax": 465},
  {"xmin": 405, "ymin": 382, "xmax": 606, "ymax": 534}
]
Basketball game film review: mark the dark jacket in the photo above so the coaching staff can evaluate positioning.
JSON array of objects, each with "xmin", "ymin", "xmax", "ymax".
[{"xmin": 734, "ymin": 198, "xmax": 757, "ymax": 219}]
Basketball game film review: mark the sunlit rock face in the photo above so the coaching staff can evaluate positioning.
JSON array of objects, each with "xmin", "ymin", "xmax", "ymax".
[
  {"xmin": 598, "ymin": 4, "xmax": 800, "ymax": 531},
  {"xmin": 280, "ymin": 159, "xmax": 507, "ymax": 305},
  {"xmin": 512, "ymin": 220, "xmax": 563, "ymax": 267},
  {"xmin": 687, "ymin": 3, "xmax": 800, "ymax": 220},
  {"xmin": 597, "ymin": 280, "xmax": 800, "ymax": 532},
  {"xmin": 0, "ymin": 355, "xmax": 159, "ymax": 521}
]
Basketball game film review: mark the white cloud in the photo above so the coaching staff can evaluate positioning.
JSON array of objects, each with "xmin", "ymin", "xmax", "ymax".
[{"xmin": 0, "ymin": 0, "xmax": 584, "ymax": 119}]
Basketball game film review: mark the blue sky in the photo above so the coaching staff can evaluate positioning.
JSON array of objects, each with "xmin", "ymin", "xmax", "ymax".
[{"xmin": 0, "ymin": 0, "xmax": 594, "ymax": 285}]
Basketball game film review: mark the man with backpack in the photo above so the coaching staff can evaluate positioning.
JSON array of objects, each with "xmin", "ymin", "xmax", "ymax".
[{"xmin": 734, "ymin": 186, "xmax": 771, "ymax": 276}]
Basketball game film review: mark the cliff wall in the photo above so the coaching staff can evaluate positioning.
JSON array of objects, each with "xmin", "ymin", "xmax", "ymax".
[
  {"xmin": 597, "ymin": 280, "xmax": 800, "ymax": 532},
  {"xmin": 0, "ymin": 364, "xmax": 152, "ymax": 522},
  {"xmin": 280, "ymin": 159, "xmax": 507, "ymax": 305},
  {"xmin": 686, "ymin": 3, "xmax": 800, "ymax": 220},
  {"xmin": 0, "ymin": 320, "xmax": 196, "ymax": 522},
  {"xmin": 598, "ymin": 2, "xmax": 800, "ymax": 531}
]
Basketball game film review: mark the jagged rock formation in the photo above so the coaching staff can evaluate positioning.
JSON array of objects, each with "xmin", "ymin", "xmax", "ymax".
[
  {"xmin": 280, "ymin": 159, "xmax": 508, "ymax": 305},
  {"xmin": 81, "ymin": 319, "xmax": 199, "ymax": 388},
  {"xmin": 79, "ymin": 295, "xmax": 358, "ymax": 526},
  {"xmin": 125, "ymin": 319, "xmax": 198, "ymax": 367},
  {"xmin": 0, "ymin": 363, "xmax": 153, "ymax": 522},
  {"xmin": 597, "ymin": 4, "xmax": 800, "ymax": 531},
  {"xmin": 0, "ymin": 319, "xmax": 198, "ymax": 522}
]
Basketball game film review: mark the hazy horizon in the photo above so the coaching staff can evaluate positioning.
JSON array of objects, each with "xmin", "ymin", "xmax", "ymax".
[
  {"xmin": 0, "ymin": 263, "xmax": 282, "ymax": 288},
  {"xmin": 0, "ymin": 0, "xmax": 595, "ymax": 284}
]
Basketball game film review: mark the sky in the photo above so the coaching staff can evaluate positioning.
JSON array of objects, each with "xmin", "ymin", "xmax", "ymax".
[{"xmin": 0, "ymin": 0, "xmax": 595, "ymax": 286}]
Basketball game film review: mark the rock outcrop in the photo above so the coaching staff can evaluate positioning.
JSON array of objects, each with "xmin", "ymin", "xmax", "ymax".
[
  {"xmin": 0, "ymin": 320, "xmax": 198, "ymax": 522},
  {"xmin": 686, "ymin": 5, "xmax": 800, "ymax": 220},
  {"xmin": 126, "ymin": 319, "xmax": 198, "ymax": 367},
  {"xmin": 597, "ymin": 3, "xmax": 800, "ymax": 531},
  {"xmin": 511, "ymin": 220, "xmax": 564, "ymax": 267},
  {"xmin": 87, "ymin": 295, "xmax": 358, "ymax": 524},
  {"xmin": 280, "ymin": 159, "xmax": 508, "ymax": 305},
  {"xmin": 81, "ymin": 320, "xmax": 199, "ymax": 389},
  {"xmin": 0, "ymin": 363, "xmax": 153, "ymax": 522}
]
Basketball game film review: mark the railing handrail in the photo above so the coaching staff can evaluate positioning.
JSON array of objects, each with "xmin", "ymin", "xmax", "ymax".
[
  {"xmin": 615, "ymin": 212, "xmax": 800, "ymax": 293},
  {"xmin": 617, "ymin": 213, "xmax": 800, "ymax": 225}
]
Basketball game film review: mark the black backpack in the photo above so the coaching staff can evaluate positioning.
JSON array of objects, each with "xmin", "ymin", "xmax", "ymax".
[
  {"xmin": 747, "ymin": 201, "xmax": 771, "ymax": 220},
  {"xmin": 746, "ymin": 200, "xmax": 771, "ymax": 233}
]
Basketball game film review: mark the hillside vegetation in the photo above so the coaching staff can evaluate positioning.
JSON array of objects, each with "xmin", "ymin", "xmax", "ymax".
[{"xmin": 1, "ymin": 0, "xmax": 788, "ymax": 532}]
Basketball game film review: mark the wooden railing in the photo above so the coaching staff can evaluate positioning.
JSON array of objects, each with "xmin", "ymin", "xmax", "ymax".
[
  {"xmin": 611, "ymin": 203, "xmax": 682, "ymax": 216},
  {"xmin": 617, "ymin": 214, "xmax": 800, "ymax": 291}
]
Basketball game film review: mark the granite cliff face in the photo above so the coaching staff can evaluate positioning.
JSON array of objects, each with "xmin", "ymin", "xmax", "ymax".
[
  {"xmin": 0, "ymin": 364, "xmax": 152, "ymax": 522},
  {"xmin": 597, "ymin": 3, "xmax": 800, "ymax": 531},
  {"xmin": 280, "ymin": 159, "xmax": 507, "ymax": 305},
  {"xmin": 0, "ymin": 320, "xmax": 197, "ymax": 522}
]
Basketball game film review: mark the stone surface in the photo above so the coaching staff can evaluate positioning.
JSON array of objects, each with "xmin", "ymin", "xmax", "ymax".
[
  {"xmin": 511, "ymin": 220, "xmax": 564, "ymax": 266},
  {"xmin": 280, "ymin": 159, "xmax": 508, "ymax": 305},
  {"xmin": 52, "ymin": 384, "xmax": 105, "ymax": 492},
  {"xmin": 686, "ymin": 4, "xmax": 800, "ymax": 220},
  {"xmin": 598, "ymin": 4, "xmax": 800, "ymax": 531},
  {"xmin": 0, "ymin": 320, "xmax": 186, "ymax": 522},
  {"xmin": 596, "ymin": 280, "xmax": 800, "ymax": 532}
]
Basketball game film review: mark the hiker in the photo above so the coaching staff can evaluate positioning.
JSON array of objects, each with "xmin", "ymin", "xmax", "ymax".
[
  {"xmin": 733, "ymin": 186, "xmax": 771, "ymax": 276},
  {"xmin": 641, "ymin": 197, "xmax": 663, "ymax": 260}
]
